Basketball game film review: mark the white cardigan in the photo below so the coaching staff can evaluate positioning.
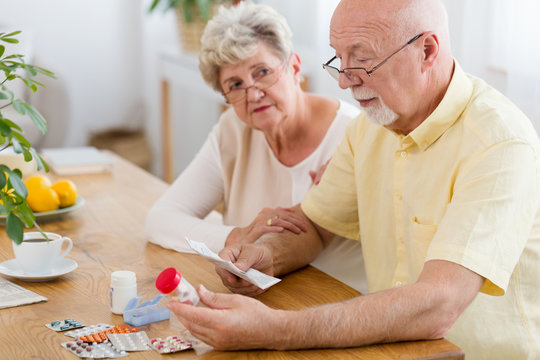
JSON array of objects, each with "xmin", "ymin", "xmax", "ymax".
[{"xmin": 145, "ymin": 100, "xmax": 367, "ymax": 293}]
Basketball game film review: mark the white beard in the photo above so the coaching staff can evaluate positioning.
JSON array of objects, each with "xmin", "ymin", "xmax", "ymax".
[{"xmin": 351, "ymin": 87, "xmax": 398, "ymax": 126}]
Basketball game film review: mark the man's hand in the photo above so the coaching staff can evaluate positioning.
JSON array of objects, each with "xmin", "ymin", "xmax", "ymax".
[
  {"xmin": 225, "ymin": 207, "xmax": 308, "ymax": 247},
  {"xmin": 216, "ymin": 243, "xmax": 274, "ymax": 296},
  {"xmin": 167, "ymin": 285, "xmax": 285, "ymax": 350}
]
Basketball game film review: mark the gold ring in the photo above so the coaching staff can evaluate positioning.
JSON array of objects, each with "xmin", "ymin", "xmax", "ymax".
[{"xmin": 267, "ymin": 218, "xmax": 272, "ymax": 226}]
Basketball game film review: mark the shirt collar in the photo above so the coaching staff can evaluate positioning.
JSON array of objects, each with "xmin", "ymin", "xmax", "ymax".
[{"xmin": 402, "ymin": 60, "xmax": 473, "ymax": 151}]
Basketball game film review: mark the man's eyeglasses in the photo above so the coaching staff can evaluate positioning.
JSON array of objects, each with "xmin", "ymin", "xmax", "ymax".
[
  {"xmin": 322, "ymin": 33, "xmax": 424, "ymax": 81},
  {"xmin": 222, "ymin": 61, "xmax": 287, "ymax": 104}
]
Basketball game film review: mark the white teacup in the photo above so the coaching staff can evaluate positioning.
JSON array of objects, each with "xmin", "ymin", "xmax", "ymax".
[{"xmin": 12, "ymin": 232, "xmax": 73, "ymax": 274}]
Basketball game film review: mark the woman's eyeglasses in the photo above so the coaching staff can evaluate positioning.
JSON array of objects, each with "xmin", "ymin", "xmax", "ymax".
[{"xmin": 222, "ymin": 61, "xmax": 287, "ymax": 104}]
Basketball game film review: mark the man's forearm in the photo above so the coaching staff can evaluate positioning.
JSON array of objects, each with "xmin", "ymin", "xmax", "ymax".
[{"xmin": 270, "ymin": 260, "xmax": 483, "ymax": 349}]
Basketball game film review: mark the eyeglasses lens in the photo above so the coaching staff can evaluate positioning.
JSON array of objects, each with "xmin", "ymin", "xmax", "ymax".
[{"xmin": 225, "ymin": 67, "xmax": 282, "ymax": 104}]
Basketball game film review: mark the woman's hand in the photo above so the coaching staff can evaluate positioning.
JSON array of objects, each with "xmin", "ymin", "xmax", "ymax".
[
  {"xmin": 309, "ymin": 158, "xmax": 331, "ymax": 185},
  {"xmin": 225, "ymin": 206, "xmax": 308, "ymax": 247}
]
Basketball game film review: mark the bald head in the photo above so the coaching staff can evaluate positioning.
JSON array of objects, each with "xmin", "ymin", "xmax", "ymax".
[{"xmin": 331, "ymin": 0, "xmax": 451, "ymax": 55}]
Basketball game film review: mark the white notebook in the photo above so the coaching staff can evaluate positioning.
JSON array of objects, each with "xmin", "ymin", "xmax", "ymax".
[{"xmin": 41, "ymin": 146, "xmax": 113, "ymax": 175}]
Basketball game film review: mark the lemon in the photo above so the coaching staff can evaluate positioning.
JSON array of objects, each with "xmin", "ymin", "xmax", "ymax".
[
  {"xmin": 24, "ymin": 175, "xmax": 53, "ymax": 192},
  {"xmin": 51, "ymin": 179, "xmax": 78, "ymax": 208},
  {"xmin": 27, "ymin": 187, "xmax": 60, "ymax": 212}
]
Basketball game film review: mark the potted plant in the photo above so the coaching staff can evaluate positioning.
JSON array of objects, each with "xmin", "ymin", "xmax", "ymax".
[
  {"xmin": 0, "ymin": 30, "xmax": 55, "ymax": 244},
  {"xmin": 149, "ymin": 0, "xmax": 241, "ymax": 52}
]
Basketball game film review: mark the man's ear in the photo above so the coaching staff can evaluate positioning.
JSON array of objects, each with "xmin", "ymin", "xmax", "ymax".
[{"xmin": 421, "ymin": 32, "xmax": 439, "ymax": 72}]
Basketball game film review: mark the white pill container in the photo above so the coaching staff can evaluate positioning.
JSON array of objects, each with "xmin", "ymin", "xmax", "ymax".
[{"xmin": 110, "ymin": 270, "xmax": 137, "ymax": 314}]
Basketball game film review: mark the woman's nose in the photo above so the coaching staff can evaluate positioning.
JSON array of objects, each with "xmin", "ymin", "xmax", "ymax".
[{"xmin": 246, "ymin": 85, "xmax": 265, "ymax": 102}]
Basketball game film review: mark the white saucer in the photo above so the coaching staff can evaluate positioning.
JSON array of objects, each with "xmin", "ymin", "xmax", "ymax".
[{"xmin": 0, "ymin": 258, "xmax": 78, "ymax": 282}]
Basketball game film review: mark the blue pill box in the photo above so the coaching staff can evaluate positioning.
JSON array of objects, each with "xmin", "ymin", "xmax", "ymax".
[{"xmin": 123, "ymin": 294, "xmax": 170, "ymax": 326}]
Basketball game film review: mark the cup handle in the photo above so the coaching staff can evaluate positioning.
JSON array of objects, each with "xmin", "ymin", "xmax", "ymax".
[{"xmin": 59, "ymin": 237, "xmax": 73, "ymax": 258}]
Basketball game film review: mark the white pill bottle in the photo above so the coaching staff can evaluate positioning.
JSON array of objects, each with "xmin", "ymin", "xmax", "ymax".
[{"xmin": 110, "ymin": 270, "xmax": 138, "ymax": 314}]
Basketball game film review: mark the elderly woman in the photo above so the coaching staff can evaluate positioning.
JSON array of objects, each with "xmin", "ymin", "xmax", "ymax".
[{"xmin": 145, "ymin": 2, "xmax": 366, "ymax": 292}]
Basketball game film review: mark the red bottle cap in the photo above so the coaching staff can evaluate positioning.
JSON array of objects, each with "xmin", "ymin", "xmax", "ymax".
[{"xmin": 155, "ymin": 267, "xmax": 182, "ymax": 294}]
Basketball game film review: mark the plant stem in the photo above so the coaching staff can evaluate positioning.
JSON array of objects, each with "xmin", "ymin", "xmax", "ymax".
[{"xmin": 0, "ymin": 101, "xmax": 13, "ymax": 110}]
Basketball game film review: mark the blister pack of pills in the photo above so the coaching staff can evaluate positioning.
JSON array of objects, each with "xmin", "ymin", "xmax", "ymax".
[
  {"xmin": 45, "ymin": 319, "xmax": 84, "ymax": 332},
  {"xmin": 65, "ymin": 323, "xmax": 114, "ymax": 339},
  {"xmin": 67, "ymin": 324, "xmax": 139, "ymax": 343},
  {"xmin": 107, "ymin": 332, "xmax": 151, "ymax": 351},
  {"xmin": 149, "ymin": 335, "xmax": 192, "ymax": 354},
  {"xmin": 61, "ymin": 340, "xmax": 128, "ymax": 358}
]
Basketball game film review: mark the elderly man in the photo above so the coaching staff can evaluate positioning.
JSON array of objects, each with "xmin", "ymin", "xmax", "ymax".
[{"xmin": 167, "ymin": 0, "xmax": 540, "ymax": 358}]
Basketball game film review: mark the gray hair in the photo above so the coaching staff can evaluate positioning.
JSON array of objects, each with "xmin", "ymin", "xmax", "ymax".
[{"xmin": 199, "ymin": 1, "xmax": 294, "ymax": 92}]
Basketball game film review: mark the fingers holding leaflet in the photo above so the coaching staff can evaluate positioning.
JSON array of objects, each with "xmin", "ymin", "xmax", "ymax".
[
  {"xmin": 214, "ymin": 265, "xmax": 265, "ymax": 296},
  {"xmin": 216, "ymin": 243, "xmax": 273, "ymax": 296}
]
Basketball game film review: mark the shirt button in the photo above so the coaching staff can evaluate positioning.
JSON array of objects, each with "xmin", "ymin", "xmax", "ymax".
[
  {"xmin": 400, "ymin": 151, "xmax": 407, "ymax": 158},
  {"xmin": 395, "ymin": 281, "xmax": 403, "ymax": 287}
]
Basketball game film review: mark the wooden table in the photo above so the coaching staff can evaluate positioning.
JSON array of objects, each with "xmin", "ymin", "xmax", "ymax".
[{"xmin": 0, "ymin": 153, "xmax": 464, "ymax": 359}]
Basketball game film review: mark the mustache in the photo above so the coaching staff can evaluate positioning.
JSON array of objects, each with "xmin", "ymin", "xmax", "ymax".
[{"xmin": 351, "ymin": 87, "xmax": 380, "ymax": 100}]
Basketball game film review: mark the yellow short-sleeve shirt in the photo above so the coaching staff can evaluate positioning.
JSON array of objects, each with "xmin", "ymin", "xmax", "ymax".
[{"xmin": 301, "ymin": 62, "xmax": 540, "ymax": 359}]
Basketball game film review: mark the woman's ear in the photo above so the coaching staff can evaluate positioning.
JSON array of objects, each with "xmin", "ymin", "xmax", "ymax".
[
  {"xmin": 290, "ymin": 53, "xmax": 302, "ymax": 83},
  {"xmin": 421, "ymin": 32, "xmax": 439, "ymax": 72}
]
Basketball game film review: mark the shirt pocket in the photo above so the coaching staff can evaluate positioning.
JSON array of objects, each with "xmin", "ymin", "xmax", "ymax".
[{"xmin": 410, "ymin": 216, "xmax": 438, "ymax": 278}]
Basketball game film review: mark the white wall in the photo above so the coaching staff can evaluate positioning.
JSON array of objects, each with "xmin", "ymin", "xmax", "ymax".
[
  {"xmin": 0, "ymin": 0, "xmax": 144, "ymax": 148},
  {"xmin": 441, "ymin": 0, "xmax": 507, "ymax": 93}
]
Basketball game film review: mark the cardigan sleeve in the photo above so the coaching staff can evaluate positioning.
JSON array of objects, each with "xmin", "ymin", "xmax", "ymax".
[{"xmin": 144, "ymin": 124, "xmax": 235, "ymax": 253}]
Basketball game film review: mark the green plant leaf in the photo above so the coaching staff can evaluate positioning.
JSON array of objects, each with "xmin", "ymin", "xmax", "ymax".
[
  {"xmin": 0, "ymin": 85, "xmax": 14, "ymax": 99},
  {"xmin": 16, "ymin": 201, "xmax": 36, "ymax": 228},
  {"xmin": 22, "ymin": 148, "xmax": 32, "ymax": 161},
  {"xmin": 0, "ymin": 91, "xmax": 8, "ymax": 100},
  {"xmin": 7, "ymin": 168, "xmax": 27, "ymax": 198},
  {"xmin": 6, "ymin": 213, "xmax": 24, "ymax": 244},
  {"xmin": 1, "ymin": 30, "xmax": 22, "ymax": 38},
  {"xmin": 19, "ymin": 77, "xmax": 38, "ymax": 92},
  {"xmin": 24, "ymin": 104, "xmax": 48, "ymax": 134},
  {"xmin": 35, "ymin": 66, "xmax": 56, "ymax": 78},
  {"xmin": 149, "ymin": 0, "xmax": 161, "ymax": 11},
  {"xmin": 0, "ymin": 119, "xmax": 12, "ymax": 136},
  {"xmin": 3, "ymin": 54, "xmax": 24, "ymax": 61},
  {"xmin": 29, "ymin": 148, "xmax": 49, "ymax": 172},
  {"xmin": 11, "ymin": 136, "xmax": 22, "ymax": 153},
  {"xmin": 0, "ymin": 45, "xmax": 5, "ymax": 58},
  {"xmin": 12, "ymin": 99, "xmax": 27, "ymax": 114},
  {"xmin": 22, "ymin": 64, "xmax": 38, "ymax": 77},
  {"xmin": 0, "ymin": 168, "xmax": 6, "ymax": 187},
  {"xmin": 12, "ymin": 131, "xmax": 31, "ymax": 148},
  {"xmin": 0, "ymin": 38, "xmax": 19, "ymax": 44},
  {"xmin": 2, "ymin": 118, "xmax": 22, "ymax": 132}
]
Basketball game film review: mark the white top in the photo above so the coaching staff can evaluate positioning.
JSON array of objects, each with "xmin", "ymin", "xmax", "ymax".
[{"xmin": 145, "ymin": 100, "xmax": 367, "ymax": 293}]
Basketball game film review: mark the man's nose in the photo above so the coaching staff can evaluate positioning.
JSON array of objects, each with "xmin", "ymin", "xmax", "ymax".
[{"xmin": 338, "ymin": 70, "xmax": 362, "ymax": 89}]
